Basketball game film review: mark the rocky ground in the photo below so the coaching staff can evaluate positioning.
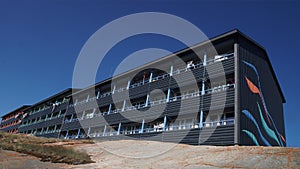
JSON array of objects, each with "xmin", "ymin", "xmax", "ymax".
[
  {"xmin": 1, "ymin": 140, "xmax": 299, "ymax": 169},
  {"xmin": 0, "ymin": 149, "xmax": 69, "ymax": 169}
]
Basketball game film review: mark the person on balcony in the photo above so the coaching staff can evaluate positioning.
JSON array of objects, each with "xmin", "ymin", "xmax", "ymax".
[{"xmin": 186, "ymin": 60, "xmax": 195, "ymax": 70}]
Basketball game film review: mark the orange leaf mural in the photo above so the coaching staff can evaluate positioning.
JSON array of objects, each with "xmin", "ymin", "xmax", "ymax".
[
  {"xmin": 245, "ymin": 76, "xmax": 271, "ymax": 125},
  {"xmin": 245, "ymin": 76, "xmax": 260, "ymax": 94}
]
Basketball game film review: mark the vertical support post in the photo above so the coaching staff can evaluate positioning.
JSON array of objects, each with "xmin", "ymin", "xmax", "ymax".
[
  {"xmin": 112, "ymin": 84, "xmax": 116, "ymax": 94},
  {"xmin": 145, "ymin": 94, "xmax": 150, "ymax": 107},
  {"xmin": 87, "ymin": 127, "xmax": 91, "ymax": 136},
  {"xmin": 86, "ymin": 94, "xmax": 90, "ymax": 102},
  {"xmin": 103, "ymin": 125, "xmax": 107, "ymax": 136},
  {"xmin": 46, "ymin": 127, "xmax": 49, "ymax": 133},
  {"xmin": 141, "ymin": 119, "xmax": 145, "ymax": 133},
  {"xmin": 96, "ymin": 91, "xmax": 100, "ymax": 99},
  {"xmin": 149, "ymin": 72, "xmax": 153, "ymax": 83},
  {"xmin": 70, "ymin": 114, "xmax": 74, "ymax": 122},
  {"xmin": 217, "ymin": 114, "xmax": 221, "ymax": 126},
  {"xmin": 202, "ymin": 51, "xmax": 207, "ymax": 96},
  {"xmin": 201, "ymin": 80, "xmax": 205, "ymax": 95},
  {"xmin": 122, "ymin": 100, "xmax": 126, "ymax": 111},
  {"xmin": 65, "ymin": 130, "xmax": 69, "ymax": 139},
  {"xmin": 58, "ymin": 110, "xmax": 61, "ymax": 117},
  {"xmin": 166, "ymin": 88, "xmax": 171, "ymax": 102},
  {"xmin": 53, "ymin": 125, "xmax": 57, "ymax": 132},
  {"xmin": 200, "ymin": 110, "xmax": 203, "ymax": 128},
  {"xmin": 76, "ymin": 129, "xmax": 81, "ymax": 138},
  {"xmin": 234, "ymin": 43, "xmax": 240, "ymax": 145},
  {"xmin": 81, "ymin": 111, "xmax": 85, "ymax": 120},
  {"xmin": 108, "ymin": 104, "xmax": 112, "ymax": 114},
  {"xmin": 163, "ymin": 116, "xmax": 167, "ymax": 131},
  {"xmin": 92, "ymin": 108, "xmax": 96, "ymax": 118},
  {"xmin": 203, "ymin": 51, "xmax": 207, "ymax": 66},
  {"xmin": 170, "ymin": 64, "xmax": 173, "ymax": 76},
  {"xmin": 127, "ymin": 80, "xmax": 131, "ymax": 90},
  {"xmin": 117, "ymin": 122, "xmax": 121, "ymax": 135}
]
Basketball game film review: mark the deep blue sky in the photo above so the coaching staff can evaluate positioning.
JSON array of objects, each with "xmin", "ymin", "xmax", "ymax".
[{"xmin": 0, "ymin": 1, "xmax": 299, "ymax": 147}]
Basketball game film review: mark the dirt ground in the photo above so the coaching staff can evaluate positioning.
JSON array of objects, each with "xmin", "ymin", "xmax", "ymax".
[
  {"xmin": 0, "ymin": 149, "xmax": 69, "ymax": 169},
  {"xmin": 1, "ymin": 140, "xmax": 299, "ymax": 169}
]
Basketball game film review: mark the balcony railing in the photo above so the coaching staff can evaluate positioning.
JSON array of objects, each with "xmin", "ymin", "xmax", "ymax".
[
  {"xmin": 36, "ymin": 129, "xmax": 61, "ymax": 135},
  {"xmin": 63, "ymin": 83, "xmax": 235, "ymax": 124},
  {"xmin": 79, "ymin": 119, "xmax": 235, "ymax": 139},
  {"xmin": 20, "ymin": 114, "xmax": 65, "ymax": 127},
  {"xmin": 203, "ymin": 119, "xmax": 235, "ymax": 127},
  {"xmin": 29, "ymin": 99, "xmax": 69, "ymax": 115},
  {"xmin": 69, "ymin": 53, "xmax": 234, "ymax": 107}
]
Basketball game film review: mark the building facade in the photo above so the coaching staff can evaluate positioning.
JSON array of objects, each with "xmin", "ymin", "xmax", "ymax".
[
  {"xmin": 17, "ymin": 89, "xmax": 77, "ymax": 138},
  {"xmin": 0, "ymin": 105, "xmax": 30, "ymax": 133},
  {"xmin": 0, "ymin": 30, "xmax": 286, "ymax": 146}
]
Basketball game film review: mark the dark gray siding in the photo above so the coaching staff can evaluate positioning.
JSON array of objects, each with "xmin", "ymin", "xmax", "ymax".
[
  {"xmin": 238, "ymin": 40, "xmax": 286, "ymax": 146},
  {"xmin": 93, "ymin": 125, "xmax": 234, "ymax": 146}
]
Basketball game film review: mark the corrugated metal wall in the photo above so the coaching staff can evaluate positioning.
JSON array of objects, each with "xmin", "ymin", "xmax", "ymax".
[
  {"xmin": 238, "ymin": 39, "xmax": 286, "ymax": 146},
  {"xmin": 91, "ymin": 125, "xmax": 234, "ymax": 146}
]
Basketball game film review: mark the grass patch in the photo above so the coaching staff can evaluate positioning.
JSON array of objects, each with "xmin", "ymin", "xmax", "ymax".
[{"xmin": 0, "ymin": 131, "xmax": 94, "ymax": 165}]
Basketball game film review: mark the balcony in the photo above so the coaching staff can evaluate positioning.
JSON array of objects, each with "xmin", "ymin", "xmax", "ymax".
[
  {"xmin": 63, "ymin": 83, "xmax": 235, "ymax": 126},
  {"xmin": 69, "ymin": 53, "xmax": 234, "ymax": 108},
  {"xmin": 19, "ymin": 114, "xmax": 65, "ymax": 128},
  {"xmin": 29, "ymin": 100, "xmax": 69, "ymax": 115},
  {"xmin": 83, "ymin": 118, "xmax": 235, "ymax": 139},
  {"xmin": 203, "ymin": 119, "xmax": 235, "ymax": 127}
]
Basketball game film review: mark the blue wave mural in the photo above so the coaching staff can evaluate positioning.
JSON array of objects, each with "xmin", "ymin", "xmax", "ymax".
[
  {"xmin": 257, "ymin": 102, "xmax": 280, "ymax": 146},
  {"xmin": 242, "ymin": 130, "xmax": 259, "ymax": 146},
  {"xmin": 242, "ymin": 60, "xmax": 285, "ymax": 146},
  {"xmin": 242, "ymin": 110, "xmax": 271, "ymax": 146}
]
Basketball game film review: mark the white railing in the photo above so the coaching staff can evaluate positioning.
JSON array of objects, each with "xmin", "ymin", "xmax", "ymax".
[
  {"xmin": 29, "ymin": 100, "xmax": 68, "ymax": 115},
  {"xmin": 68, "ymin": 53, "xmax": 234, "ymax": 108},
  {"xmin": 102, "ymin": 131, "xmax": 118, "ymax": 137},
  {"xmin": 64, "ymin": 83, "xmax": 235, "ymax": 122},
  {"xmin": 123, "ymin": 129, "xmax": 141, "ymax": 135},
  {"xmin": 20, "ymin": 114, "xmax": 64, "ymax": 127},
  {"xmin": 82, "ymin": 119, "xmax": 235, "ymax": 139},
  {"xmin": 203, "ymin": 119, "xmax": 235, "ymax": 127}
]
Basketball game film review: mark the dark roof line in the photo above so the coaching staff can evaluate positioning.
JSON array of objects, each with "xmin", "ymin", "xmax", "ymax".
[
  {"xmin": 70, "ymin": 29, "xmax": 234, "ymax": 96},
  {"xmin": 234, "ymin": 29, "xmax": 286, "ymax": 103},
  {"xmin": 70, "ymin": 29, "xmax": 286, "ymax": 103}
]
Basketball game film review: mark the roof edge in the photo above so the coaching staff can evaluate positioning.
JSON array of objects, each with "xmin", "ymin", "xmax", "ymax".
[
  {"xmin": 235, "ymin": 29, "xmax": 286, "ymax": 103},
  {"xmin": 69, "ymin": 29, "xmax": 286, "ymax": 103}
]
